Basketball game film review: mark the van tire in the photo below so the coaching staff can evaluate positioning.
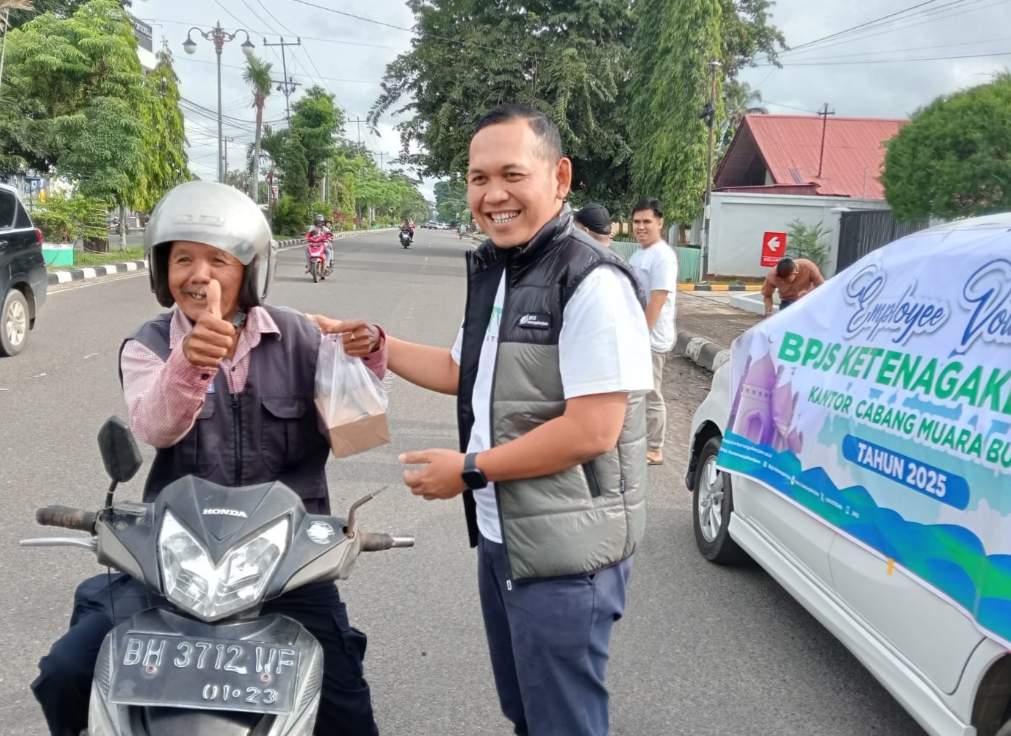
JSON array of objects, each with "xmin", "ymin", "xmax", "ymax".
[
  {"xmin": 0, "ymin": 289, "xmax": 29, "ymax": 357},
  {"xmin": 692, "ymin": 436, "xmax": 748, "ymax": 565}
]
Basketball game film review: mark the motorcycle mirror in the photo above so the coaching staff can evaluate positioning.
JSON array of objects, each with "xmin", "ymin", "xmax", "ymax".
[
  {"xmin": 345, "ymin": 485, "xmax": 389, "ymax": 537},
  {"xmin": 97, "ymin": 417, "xmax": 143, "ymax": 483}
]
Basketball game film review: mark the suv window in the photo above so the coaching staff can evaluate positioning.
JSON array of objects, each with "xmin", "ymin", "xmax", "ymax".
[
  {"xmin": 0, "ymin": 191, "xmax": 16, "ymax": 229},
  {"xmin": 14, "ymin": 201, "xmax": 32, "ymax": 229}
]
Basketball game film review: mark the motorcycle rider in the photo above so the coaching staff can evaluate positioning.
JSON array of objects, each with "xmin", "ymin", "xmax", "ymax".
[
  {"xmin": 399, "ymin": 219, "xmax": 414, "ymax": 247},
  {"xmin": 31, "ymin": 182, "xmax": 386, "ymax": 736},
  {"xmin": 306, "ymin": 213, "xmax": 332, "ymax": 273}
]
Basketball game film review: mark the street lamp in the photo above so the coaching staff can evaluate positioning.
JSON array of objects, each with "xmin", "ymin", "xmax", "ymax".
[{"xmin": 183, "ymin": 22, "xmax": 255, "ymax": 184}]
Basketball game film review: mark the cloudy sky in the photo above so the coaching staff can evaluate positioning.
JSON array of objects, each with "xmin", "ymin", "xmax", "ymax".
[{"xmin": 134, "ymin": 0, "xmax": 1011, "ymax": 197}]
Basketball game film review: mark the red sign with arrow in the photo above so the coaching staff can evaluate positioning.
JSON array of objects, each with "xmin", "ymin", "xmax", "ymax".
[{"xmin": 761, "ymin": 231, "xmax": 787, "ymax": 267}]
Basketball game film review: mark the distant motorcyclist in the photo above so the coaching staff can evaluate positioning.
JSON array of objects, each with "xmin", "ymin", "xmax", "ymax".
[
  {"xmin": 399, "ymin": 220, "xmax": 415, "ymax": 246},
  {"xmin": 306, "ymin": 214, "xmax": 333, "ymax": 272}
]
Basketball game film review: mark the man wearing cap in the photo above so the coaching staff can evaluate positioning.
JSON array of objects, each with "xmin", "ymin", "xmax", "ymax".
[
  {"xmin": 31, "ymin": 182, "xmax": 385, "ymax": 736},
  {"xmin": 574, "ymin": 202, "xmax": 613, "ymax": 247}
]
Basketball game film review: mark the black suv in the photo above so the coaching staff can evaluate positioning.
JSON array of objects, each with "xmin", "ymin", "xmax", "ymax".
[{"xmin": 0, "ymin": 184, "xmax": 46, "ymax": 356}]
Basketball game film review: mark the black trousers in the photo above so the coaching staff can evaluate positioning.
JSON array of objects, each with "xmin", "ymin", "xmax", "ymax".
[{"xmin": 31, "ymin": 573, "xmax": 378, "ymax": 736}]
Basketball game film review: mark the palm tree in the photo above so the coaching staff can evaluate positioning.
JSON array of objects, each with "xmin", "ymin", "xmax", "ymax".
[
  {"xmin": 720, "ymin": 81, "xmax": 768, "ymax": 153},
  {"xmin": 243, "ymin": 54, "xmax": 272, "ymax": 204}
]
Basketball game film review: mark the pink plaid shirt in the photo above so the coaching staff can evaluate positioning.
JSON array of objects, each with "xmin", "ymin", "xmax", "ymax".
[{"xmin": 121, "ymin": 307, "xmax": 387, "ymax": 448}]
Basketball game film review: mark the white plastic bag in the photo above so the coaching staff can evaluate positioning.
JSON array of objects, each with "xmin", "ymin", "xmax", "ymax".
[{"xmin": 314, "ymin": 335, "xmax": 390, "ymax": 458}]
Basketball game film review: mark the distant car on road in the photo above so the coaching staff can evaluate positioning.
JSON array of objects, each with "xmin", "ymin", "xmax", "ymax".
[
  {"xmin": 686, "ymin": 213, "xmax": 1011, "ymax": 736},
  {"xmin": 0, "ymin": 184, "xmax": 46, "ymax": 356}
]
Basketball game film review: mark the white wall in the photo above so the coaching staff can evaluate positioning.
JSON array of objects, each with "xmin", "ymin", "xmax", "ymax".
[{"xmin": 705, "ymin": 192, "xmax": 890, "ymax": 279}]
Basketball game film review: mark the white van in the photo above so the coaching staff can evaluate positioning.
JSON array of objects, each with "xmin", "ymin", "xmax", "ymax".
[{"xmin": 686, "ymin": 214, "xmax": 1011, "ymax": 736}]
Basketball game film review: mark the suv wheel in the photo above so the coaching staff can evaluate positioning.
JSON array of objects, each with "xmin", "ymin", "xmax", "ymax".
[
  {"xmin": 692, "ymin": 436, "xmax": 747, "ymax": 564},
  {"xmin": 0, "ymin": 289, "xmax": 29, "ymax": 357}
]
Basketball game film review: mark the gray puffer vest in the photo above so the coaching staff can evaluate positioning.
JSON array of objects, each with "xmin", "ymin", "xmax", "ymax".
[
  {"xmin": 120, "ymin": 306, "xmax": 332, "ymax": 514},
  {"xmin": 458, "ymin": 209, "xmax": 648, "ymax": 580}
]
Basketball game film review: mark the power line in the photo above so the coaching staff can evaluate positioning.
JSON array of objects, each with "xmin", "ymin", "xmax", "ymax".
[
  {"xmin": 788, "ymin": 0, "xmax": 944, "ymax": 52},
  {"xmin": 774, "ymin": 35, "xmax": 1011, "ymax": 63},
  {"xmin": 772, "ymin": 0, "xmax": 994, "ymax": 59},
  {"xmin": 286, "ymin": 0, "xmax": 414, "ymax": 33},
  {"xmin": 137, "ymin": 16, "xmax": 399, "ymax": 50},
  {"xmin": 756, "ymin": 49, "xmax": 1011, "ymax": 67},
  {"xmin": 286, "ymin": 0, "xmax": 531, "ymax": 58},
  {"xmin": 175, "ymin": 55, "xmax": 380, "ymax": 84},
  {"xmin": 251, "ymin": 0, "xmax": 329, "ymax": 87}
]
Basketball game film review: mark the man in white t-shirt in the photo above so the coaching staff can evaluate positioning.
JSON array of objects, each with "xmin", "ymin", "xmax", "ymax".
[
  {"xmin": 354, "ymin": 105, "xmax": 652, "ymax": 736},
  {"xmin": 628, "ymin": 197, "xmax": 678, "ymax": 465}
]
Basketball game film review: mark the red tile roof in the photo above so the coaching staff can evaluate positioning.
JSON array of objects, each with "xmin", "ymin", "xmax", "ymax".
[{"xmin": 715, "ymin": 114, "xmax": 908, "ymax": 199}]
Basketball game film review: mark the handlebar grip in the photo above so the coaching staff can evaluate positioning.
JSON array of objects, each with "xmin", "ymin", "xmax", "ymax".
[
  {"xmin": 358, "ymin": 532, "xmax": 415, "ymax": 552},
  {"xmin": 36, "ymin": 505, "xmax": 97, "ymax": 533}
]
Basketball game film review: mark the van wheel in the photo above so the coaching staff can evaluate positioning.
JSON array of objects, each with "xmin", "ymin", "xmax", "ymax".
[
  {"xmin": 995, "ymin": 716, "xmax": 1011, "ymax": 736},
  {"xmin": 692, "ymin": 436, "xmax": 747, "ymax": 564},
  {"xmin": 0, "ymin": 289, "xmax": 29, "ymax": 357}
]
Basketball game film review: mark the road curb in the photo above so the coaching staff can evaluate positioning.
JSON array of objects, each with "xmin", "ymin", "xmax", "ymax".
[
  {"xmin": 46, "ymin": 231, "xmax": 396, "ymax": 285},
  {"xmin": 677, "ymin": 283, "xmax": 762, "ymax": 292},
  {"xmin": 48, "ymin": 260, "xmax": 146, "ymax": 286},
  {"xmin": 674, "ymin": 330, "xmax": 730, "ymax": 373}
]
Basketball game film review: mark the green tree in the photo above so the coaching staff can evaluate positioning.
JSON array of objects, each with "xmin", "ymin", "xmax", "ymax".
[
  {"xmin": 135, "ymin": 48, "xmax": 190, "ymax": 212},
  {"xmin": 882, "ymin": 74, "xmax": 1011, "ymax": 221},
  {"xmin": 291, "ymin": 85, "xmax": 342, "ymax": 194},
  {"xmin": 630, "ymin": 0, "xmax": 723, "ymax": 226},
  {"xmin": 243, "ymin": 54, "xmax": 272, "ymax": 204},
  {"xmin": 434, "ymin": 178, "xmax": 467, "ymax": 223},
  {"xmin": 262, "ymin": 127, "xmax": 310, "ymax": 203},
  {"xmin": 371, "ymin": 0, "xmax": 636, "ymax": 213},
  {"xmin": 3, "ymin": 0, "xmax": 146, "ymax": 171},
  {"xmin": 719, "ymin": 80, "xmax": 766, "ymax": 151},
  {"xmin": 5, "ymin": 0, "xmax": 130, "ymax": 28}
]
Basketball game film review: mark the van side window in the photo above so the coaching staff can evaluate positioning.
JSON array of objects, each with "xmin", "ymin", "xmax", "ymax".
[
  {"xmin": 0, "ymin": 191, "xmax": 15, "ymax": 229},
  {"xmin": 14, "ymin": 201, "xmax": 32, "ymax": 229}
]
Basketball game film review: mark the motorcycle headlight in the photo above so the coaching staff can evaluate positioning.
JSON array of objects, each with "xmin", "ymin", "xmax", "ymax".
[{"xmin": 158, "ymin": 512, "xmax": 289, "ymax": 621}]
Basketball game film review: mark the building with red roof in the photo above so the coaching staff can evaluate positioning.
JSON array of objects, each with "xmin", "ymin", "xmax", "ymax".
[{"xmin": 715, "ymin": 114, "xmax": 908, "ymax": 200}]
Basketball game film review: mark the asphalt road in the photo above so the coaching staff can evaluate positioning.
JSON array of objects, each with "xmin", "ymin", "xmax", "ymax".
[{"xmin": 0, "ymin": 229, "xmax": 926, "ymax": 735}]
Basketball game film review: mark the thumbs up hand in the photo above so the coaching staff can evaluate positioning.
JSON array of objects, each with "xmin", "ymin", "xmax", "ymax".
[{"xmin": 182, "ymin": 279, "xmax": 237, "ymax": 369}]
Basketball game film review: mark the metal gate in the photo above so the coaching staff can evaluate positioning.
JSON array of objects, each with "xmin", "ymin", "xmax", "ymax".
[{"xmin": 836, "ymin": 210, "xmax": 927, "ymax": 272}]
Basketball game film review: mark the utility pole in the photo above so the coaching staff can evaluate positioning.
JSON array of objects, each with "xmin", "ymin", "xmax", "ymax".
[
  {"xmin": 701, "ymin": 59, "xmax": 722, "ymax": 279},
  {"xmin": 348, "ymin": 116, "xmax": 367, "ymax": 151},
  {"xmin": 817, "ymin": 102, "xmax": 836, "ymax": 178},
  {"xmin": 262, "ymin": 36, "xmax": 302, "ymax": 123},
  {"xmin": 222, "ymin": 136, "xmax": 235, "ymax": 186}
]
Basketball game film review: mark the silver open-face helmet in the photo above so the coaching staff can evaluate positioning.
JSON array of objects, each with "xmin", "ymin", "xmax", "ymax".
[{"xmin": 144, "ymin": 181, "xmax": 275, "ymax": 309}]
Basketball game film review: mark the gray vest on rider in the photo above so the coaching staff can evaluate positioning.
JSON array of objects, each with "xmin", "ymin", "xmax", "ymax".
[
  {"xmin": 457, "ymin": 209, "xmax": 649, "ymax": 580},
  {"xmin": 121, "ymin": 306, "xmax": 332, "ymax": 514}
]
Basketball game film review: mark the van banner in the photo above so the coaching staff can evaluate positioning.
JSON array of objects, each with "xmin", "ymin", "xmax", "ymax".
[{"xmin": 717, "ymin": 220, "xmax": 1011, "ymax": 646}]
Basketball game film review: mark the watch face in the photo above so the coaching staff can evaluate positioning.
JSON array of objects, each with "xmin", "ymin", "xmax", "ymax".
[{"xmin": 463, "ymin": 469, "xmax": 487, "ymax": 490}]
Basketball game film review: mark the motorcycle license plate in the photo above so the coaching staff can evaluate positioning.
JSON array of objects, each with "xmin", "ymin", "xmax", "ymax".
[{"xmin": 109, "ymin": 633, "xmax": 301, "ymax": 714}]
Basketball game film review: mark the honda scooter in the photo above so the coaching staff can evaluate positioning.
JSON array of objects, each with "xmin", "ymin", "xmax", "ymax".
[{"xmin": 23, "ymin": 418, "xmax": 413, "ymax": 735}]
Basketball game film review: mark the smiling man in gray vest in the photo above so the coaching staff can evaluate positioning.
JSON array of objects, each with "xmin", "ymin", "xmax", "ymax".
[{"xmin": 375, "ymin": 105, "xmax": 652, "ymax": 735}]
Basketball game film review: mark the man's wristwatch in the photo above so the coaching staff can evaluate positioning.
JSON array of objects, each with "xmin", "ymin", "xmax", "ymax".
[{"xmin": 462, "ymin": 452, "xmax": 488, "ymax": 490}]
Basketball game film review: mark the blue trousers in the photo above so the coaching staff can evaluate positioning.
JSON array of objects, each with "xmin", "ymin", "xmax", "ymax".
[
  {"xmin": 31, "ymin": 574, "xmax": 377, "ymax": 736},
  {"xmin": 478, "ymin": 535, "xmax": 632, "ymax": 736}
]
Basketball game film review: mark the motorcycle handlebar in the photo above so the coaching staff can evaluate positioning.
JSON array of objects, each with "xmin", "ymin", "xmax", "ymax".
[
  {"xmin": 36, "ymin": 505, "xmax": 97, "ymax": 533},
  {"xmin": 357, "ymin": 532, "xmax": 415, "ymax": 552}
]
